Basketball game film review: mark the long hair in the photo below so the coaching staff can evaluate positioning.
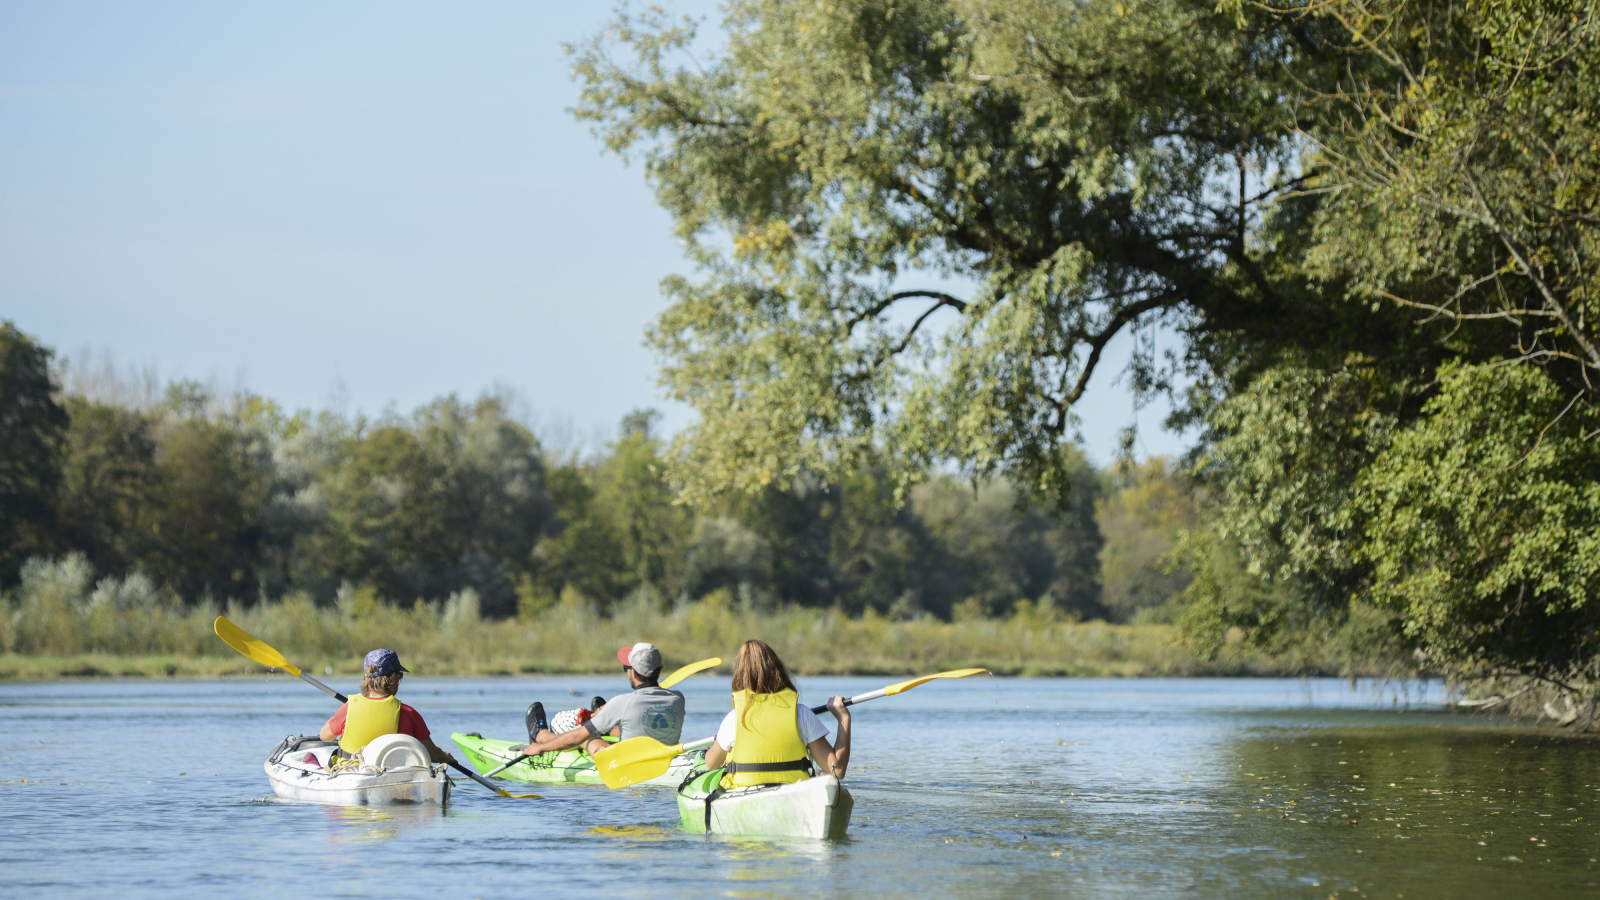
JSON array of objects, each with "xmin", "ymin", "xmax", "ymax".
[
  {"xmin": 361, "ymin": 667, "xmax": 402, "ymax": 698},
  {"xmin": 731, "ymin": 640, "xmax": 796, "ymax": 696}
]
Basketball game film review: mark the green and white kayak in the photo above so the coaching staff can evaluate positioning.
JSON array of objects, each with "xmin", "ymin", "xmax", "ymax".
[
  {"xmin": 676, "ymin": 769, "xmax": 853, "ymax": 839},
  {"xmin": 451, "ymin": 732, "xmax": 699, "ymax": 786}
]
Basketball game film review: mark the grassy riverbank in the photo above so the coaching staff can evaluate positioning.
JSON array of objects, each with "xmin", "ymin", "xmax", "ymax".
[{"xmin": 0, "ymin": 587, "xmax": 1393, "ymax": 680}]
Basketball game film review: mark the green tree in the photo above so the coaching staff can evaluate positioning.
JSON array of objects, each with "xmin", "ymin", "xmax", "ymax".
[
  {"xmin": 571, "ymin": 0, "xmax": 1321, "ymax": 507},
  {"xmin": 1273, "ymin": 0, "xmax": 1600, "ymax": 403},
  {"xmin": 0, "ymin": 322, "xmax": 67, "ymax": 583},
  {"xmin": 593, "ymin": 410, "xmax": 693, "ymax": 602},
  {"xmin": 292, "ymin": 396, "xmax": 552, "ymax": 615},
  {"xmin": 529, "ymin": 460, "xmax": 628, "ymax": 606},
  {"xmin": 1096, "ymin": 457, "xmax": 1198, "ymax": 622},
  {"xmin": 1177, "ymin": 0, "xmax": 1600, "ymax": 692},
  {"xmin": 1355, "ymin": 363, "xmax": 1600, "ymax": 681},
  {"xmin": 138, "ymin": 384, "xmax": 275, "ymax": 600},
  {"xmin": 54, "ymin": 397, "xmax": 159, "ymax": 579}
]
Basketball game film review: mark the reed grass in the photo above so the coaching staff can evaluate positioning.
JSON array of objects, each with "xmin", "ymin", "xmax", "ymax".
[{"xmin": 0, "ymin": 577, "xmax": 1381, "ymax": 680}]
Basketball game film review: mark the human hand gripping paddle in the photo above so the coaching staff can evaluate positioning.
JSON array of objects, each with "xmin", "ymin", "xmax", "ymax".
[
  {"xmin": 480, "ymin": 656, "xmax": 724, "ymax": 778},
  {"xmin": 591, "ymin": 668, "xmax": 988, "ymax": 789},
  {"xmin": 212, "ymin": 615, "xmax": 539, "ymax": 799}
]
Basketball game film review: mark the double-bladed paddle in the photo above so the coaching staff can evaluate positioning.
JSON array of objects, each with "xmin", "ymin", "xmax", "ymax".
[
  {"xmin": 481, "ymin": 656, "xmax": 725, "ymax": 778},
  {"xmin": 591, "ymin": 667, "xmax": 988, "ymax": 789},
  {"xmin": 212, "ymin": 615, "xmax": 539, "ymax": 799}
]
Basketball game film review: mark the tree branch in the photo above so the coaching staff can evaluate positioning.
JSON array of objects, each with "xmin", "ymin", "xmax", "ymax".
[
  {"xmin": 1045, "ymin": 292, "xmax": 1180, "ymax": 433},
  {"xmin": 841, "ymin": 290, "xmax": 968, "ymax": 337}
]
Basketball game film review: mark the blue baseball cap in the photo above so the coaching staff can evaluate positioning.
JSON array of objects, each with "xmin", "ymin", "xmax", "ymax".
[{"xmin": 363, "ymin": 648, "xmax": 408, "ymax": 676}]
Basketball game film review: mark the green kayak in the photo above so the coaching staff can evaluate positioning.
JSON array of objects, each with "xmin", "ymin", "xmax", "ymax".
[
  {"xmin": 451, "ymin": 732, "xmax": 700, "ymax": 786},
  {"xmin": 677, "ymin": 768, "xmax": 853, "ymax": 839}
]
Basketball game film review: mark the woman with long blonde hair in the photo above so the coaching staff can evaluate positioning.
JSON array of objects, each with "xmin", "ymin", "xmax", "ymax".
[{"xmin": 703, "ymin": 640, "xmax": 850, "ymax": 787}]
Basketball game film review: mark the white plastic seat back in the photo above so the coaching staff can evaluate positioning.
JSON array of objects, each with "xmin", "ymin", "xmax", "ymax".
[{"xmin": 361, "ymin": 733, "xmax": 431, "ymax": 769}]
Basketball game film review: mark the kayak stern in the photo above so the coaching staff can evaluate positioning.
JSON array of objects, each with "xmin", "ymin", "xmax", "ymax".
[{"xmin": 676, "ymin": 769, "xmax": 853, "ymax": 839}]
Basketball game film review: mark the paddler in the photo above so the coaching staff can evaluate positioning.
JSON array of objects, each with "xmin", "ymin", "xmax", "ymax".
[
  {"xmin": 317, "ymin": 648, "xmax": 457, "ymax": 765},
  {"xmin": 702, "ymin": 639, "xmax": 851, "ymax": 785},
  {"xmin": 518, "ymin": 642, "xmax": 685, "ymax": 759}
]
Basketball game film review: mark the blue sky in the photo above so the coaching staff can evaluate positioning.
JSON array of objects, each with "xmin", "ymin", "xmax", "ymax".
[{"xmin": 0, "ymin": 1, "xmax": 1188, "ymax": 464}]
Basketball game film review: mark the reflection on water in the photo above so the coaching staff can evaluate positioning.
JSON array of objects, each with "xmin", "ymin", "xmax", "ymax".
[
  {"xmin": 1, "ymin": 676, "xmax": 1596, "ymax": 898},
  {"xmin": 1219, "ymin": 727, "xmax": 1600, "ymax": 895},
  {"xmin": 588, "ymin": 824, "xmax": 677, "ymax": 840},
  {"xmin": 319, "ymin": 803, "xmax": 449, "ymax": 845}
]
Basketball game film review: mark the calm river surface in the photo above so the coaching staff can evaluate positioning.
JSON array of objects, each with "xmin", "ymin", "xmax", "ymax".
[{"xmin": 3, "ymin": 675, "xmax": 1597, "ymax": 898}]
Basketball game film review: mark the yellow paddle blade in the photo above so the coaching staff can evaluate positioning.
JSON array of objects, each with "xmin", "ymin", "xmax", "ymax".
[
  {"xmin": 214, "ymin": 616, "xmax": 301, "ymax": 677},
  {"xmin": 592, "ymin": 736, "xmax": 686, "ymax": 789},
  {"xmin": 660, "ymin": 657, "xmax": 721, "ymax": 689},
  {"xmin": 497, "ymin": 789, "xmax": 542, "ymax": 799},
  {"xmin": 882, "ymin": 668, "xmax": 988, "ymax": 696}
]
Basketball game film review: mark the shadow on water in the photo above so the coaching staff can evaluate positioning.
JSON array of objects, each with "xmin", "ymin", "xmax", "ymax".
[{"xmin": 1212, "ymin": 725, "xmax": 1600, "ymax": 897}]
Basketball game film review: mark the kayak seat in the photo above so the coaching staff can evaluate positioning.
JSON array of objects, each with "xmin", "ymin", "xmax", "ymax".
[{"xmin": 362, "ymin": 734, "xmax": 431, "ymax": 770}]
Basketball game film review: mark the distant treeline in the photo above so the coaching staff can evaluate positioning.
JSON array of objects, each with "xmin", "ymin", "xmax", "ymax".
[{"xmin": 1, "ymin": 323, "xmax": 1197, "ymax": 623}]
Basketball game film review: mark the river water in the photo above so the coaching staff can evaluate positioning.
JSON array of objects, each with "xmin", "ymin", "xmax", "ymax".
[{"xmin": 2, "ymin": 675, "xmax": 1597, "ymax": 898}]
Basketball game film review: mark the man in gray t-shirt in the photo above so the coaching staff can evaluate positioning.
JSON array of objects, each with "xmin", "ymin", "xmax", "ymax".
[{"xmin": 518, "ymin": 642, "xmax": 685, "ymax": 759}]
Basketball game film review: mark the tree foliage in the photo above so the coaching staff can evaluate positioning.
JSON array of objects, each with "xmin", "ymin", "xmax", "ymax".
[
  {"xmin": 0, "ymin": 323, "xmax": 68, "ymax": 582},
  {"xmin": 5, "ymin": 326, "xmax": 1150, "ymax": 623},
  {"xmin": 1181, "ymin": 0, "xmax": 1600, "ymax": 689},
  {"xmin": 1095, "ymin": 457, "xmax": 1198, "ymax": 622},
  {"xmin": 571, "ymin": 0, "xmax": 1326, "ymax": 505},
  {"xmin": 571, "ymin": 0, "xmax": 1600, "ymax": 695}
]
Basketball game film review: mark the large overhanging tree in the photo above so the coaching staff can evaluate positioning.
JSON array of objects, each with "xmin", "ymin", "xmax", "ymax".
[
  {"xmin": 573, "ymin": 0, "xmax": 1600, "ymax": 707},
  {"xmin": 570, "ymin": 0, "xmax": 1334, "ymax": 505},
  {"xmin": 1188, "ymin": 0, "xmax": 1600, "ymax": 705}
]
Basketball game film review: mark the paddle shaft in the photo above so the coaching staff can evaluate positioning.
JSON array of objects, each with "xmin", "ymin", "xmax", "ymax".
[
  {"xmin": 809, "ymin": 688, "xmax": 886, "ymax": 715},
  {"xmin": 449, "ymin": 759, "xmax": 515, "ymax": 793},
  {"xmin": 653, "ymin": 693, "xmax": 882, "ymax": 764},
  {"xmin": 595, "ymin": 669, "xmax": 984, "ymax": 788},
  {"xmin": 674, "ymin": 691, "xmax": 891, "ymax": 760},
  {"xmin": 485, "ymin": 756, "xmax": 529, "ymax": 777},
  {"xmin": 301, "ymin": 673, "xmax": 347, "ymax": 703}
]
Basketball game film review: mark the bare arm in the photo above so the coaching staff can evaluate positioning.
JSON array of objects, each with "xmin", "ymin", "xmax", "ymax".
[
  {"xmin": 421, "ymin": 735, "xmax": 456, "ymax": 765},
  {"xmin": 318, "ymin": 704, "xmax": 347, "ymax": 742},
  {"xmin": 810, "ymin": 695, "xmax": 851, "ymax": 780},
  {"xmin": 704, "ymin": 740, "xmax": 728, "ymax": 769},
  {"xmin": 521, "ymin": 726, "xmax": 595, "ymax": 756}
]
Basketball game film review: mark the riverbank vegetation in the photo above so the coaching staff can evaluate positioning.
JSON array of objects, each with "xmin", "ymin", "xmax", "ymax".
[
  {"xmin": 0, "ymin": 556, "xmax": 1392, "ymax": 679},
  {"xmin": 0, "ymin": 329, "xmax": 1388, "ymax": 678},
  {"xmin": 4, "ymin": 325, "xmax": 1313, "ymax": 677}
]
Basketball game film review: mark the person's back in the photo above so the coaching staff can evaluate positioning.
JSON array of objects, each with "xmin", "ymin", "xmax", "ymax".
[
  {"xmin": 704, "ymin": 640, "xmax": 851, "ymax": 789},
  {"xmin": 318, "ymin": 648, "xmax": 456, "ymax": 765},
  {"xmin": 726, "ymin": 686, "xmax": 812, "ymax": 787},
  {"xmin": 518, "ymin": 642, "xmax": 685, "ymax": 760},
  {"xmin": 339, "ymin": 692, "xmax": 404, "ymax": 753},
  {"xmin": 584, "ymin": 645, "xmax": 685, "ymax": 744}
]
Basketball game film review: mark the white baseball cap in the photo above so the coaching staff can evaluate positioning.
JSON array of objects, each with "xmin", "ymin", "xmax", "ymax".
[{"xmin": 616, "ymin": 642, "xmax": 663, "ymax": 677}]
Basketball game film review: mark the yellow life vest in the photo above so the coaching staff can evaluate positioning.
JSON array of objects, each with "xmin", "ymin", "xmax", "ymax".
[
  {"xmin": 724, "ymin": 689, "xmax": 813, "ymax": 788},
  {"xmin": 338, "ymin": 694, "xmax": 401, "ymax": 753}
]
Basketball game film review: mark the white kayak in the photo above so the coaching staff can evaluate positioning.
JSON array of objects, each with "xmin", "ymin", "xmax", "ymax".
[
  {"xmin": 676, "ymin": 769, "xmax": 853, "ymax": 839},
  {"xmin": 264, "ymin": 734, "xmax": 451, "ymax": 806}
]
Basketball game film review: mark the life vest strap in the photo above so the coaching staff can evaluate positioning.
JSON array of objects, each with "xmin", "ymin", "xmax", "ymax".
[{"xmin": 725, "ymin": 758, "xmax": 814, "ymax": 776}]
